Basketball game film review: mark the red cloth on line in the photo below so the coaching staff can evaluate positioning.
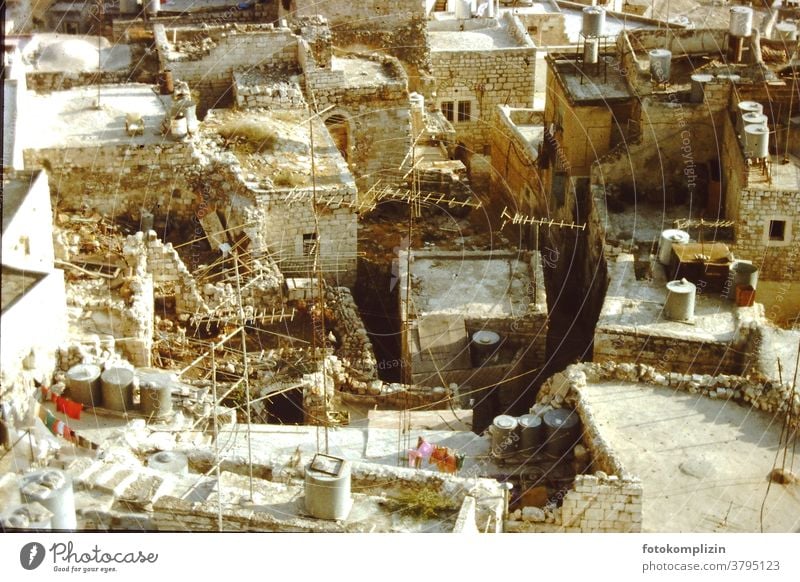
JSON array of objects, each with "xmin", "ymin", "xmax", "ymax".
[
  {"xmin": 56, "ymin": 396, "xmax": 67, "ymax": 414},
  {"xmin": 63, "ymin": 399, "xmax": 82, "ymax": 420},
  {"xmin": 63, "ymin": 426, "xmax": 73, "ymax": 441}
]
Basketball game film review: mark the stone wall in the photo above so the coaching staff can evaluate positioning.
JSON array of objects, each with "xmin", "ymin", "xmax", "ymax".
[
  {"xmin": 304, "ymin": 53, "xmax": 411, "ymax": 190},
  {"xmin": 233, "ymin": 73, "xmax": 307, "ymax": 110},
  {"xmin": 430, "ymin": 20, "xmax": 536, "ymax": 153},
  {"xmin": 26, "ymin": 70, "xmax": 133, "ymax": 93},
  {"xmin": 517, "ymin": 12, "xmax": 570, "ymax": 47},
  {"xmin": 154, "ymin": 24, "xmax": 299, "ymax": 113}
]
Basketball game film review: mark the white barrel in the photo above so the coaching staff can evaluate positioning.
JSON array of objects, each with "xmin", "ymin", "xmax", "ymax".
[
  {"xmin": 2, "ymin": 502, "xmax": 53, "ymax": 530},
  {"xmin": 171, "ymin": 116, "xmax": 188, "ymax": 139},
  {"xmin": 491, "ymin": 414, "xmax": 519, "ymax": 456},
  {"xmin": 658, "ymin": 229, "xmax": 690, "ymax": 266},
  {"xmin": 20, "ymin": 470, "xmax": 76, "ymax": 530},
  {"xmin": 582, "ymin": 6, "xmax": 606, "ymax": 38},
  {"xmin": 583, "ymin": 38, "xmax": 599, "ymax": 64},
  {"xmin": 148, "ymin": 451, "xmax": 189, "ymax": 475},
  {"xmin": 304, "ymin": 455, "xmax": 352, "ymax": 520},
  {"xmin": 146, "ymin": 0, "xmax": 160, "ymax": 16},
  {"xmin": 729, "ymin": 6, "xmax": 753, "ymax": 37},
  {"xmin": 665, "ymin": 279, "xmax": 696, "ymax": 321},
  {"xmin": 649, "ymin": 49, "xmax": 672, "ymax": 83},
  {"xmin": 774, "ymin": 22, "xmax": 798, "ymax": 41},
  {"xmin": 455, "ymin": 0, "xmax": 472, "ymax": 19},
  {"xmin": 737, "ymin": 100, "xmax": 763, "ymax": 134},
  {"xmin": 690, "ymin": 74, "xmax": 714, "ymax": 103},
  {"xmin": 744, "ymin": 124, "xmax": 770, "ymax": 158},
  {"xmin": 742, "ymin": 111, "xmax": 768, "ymax": 130}
]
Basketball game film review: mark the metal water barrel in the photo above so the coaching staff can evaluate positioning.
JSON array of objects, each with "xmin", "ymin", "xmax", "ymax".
[
  {"xmin": 732, "ymin": 261, "xmax": 758, "ymax": 290},
  {"xmin": 470, "ymin": 330, "xmax": 501, "ymax": 367},
  {"xmin": 101, "ymin": 367, "xmax": 134, "ymax": 412},
  {"xmin": 729, "ymin": 6, "xmax": 753, "ymax": 37},
  {"xmin": 140, "ymin": 382, "xmax": 172, "ymax": 418},
  {"xmin": 582, "ymin": 7, "xmax": 606, "ymax": 38},
  {"xmin": 658, "ymin": 229, "xmax": 690, "ymax": 266},
  {"xmin": 455, "ymin": 0, "xmax": 472, "ymax": 19},
  {"xmin": 2, "ymin": 502, "xmax": 53, "ymax": 530},
  {"xmin": 742, "ymin": 112, "xmax": 768, "ymax": 130},
  {"xmin": 146, "ymin": 0, "xmax": 160, "ymax": 16},
  {"xmin": 20, "ymin": 469, "xmax": 76, "ymax": 530},
  {"xmin": 148, "ymin": 451, "xmax": 189, "ymax": 475},
  {"xmin": 583, "ymin": 38, "xmax": 599, "ymax": 64},
  {"xmin": 491, "ymin": 414, "xmax": 519, "ymax": 456},
  {"xmin": 158, "ymin": 70, "xmax": 174, "ymax": 95},
  {"xmin": 543, "ymin": 408, "xmax": 581, "ymax": 458},
  {"xmin": 66, "ymin": 363, "xmax": 102, "ymax": 407},
  {"xmin": 304, "ymin": 455, "xmax": 352, "ymax": 520},
  {"xmin": 690, "ymin": 74, "xmax": 713, "ymax": 103},
  {"xmin": 665, "ymin": 279, "xmax": 696, "ymax": 321},
  {"xmin": 517, "ymin": 414, "xmax": 544, "ymax": 452},
  {"xmin": 774, "ymin": 22, "xmax": 798, "ymax": 41},
  {"xmin": 744, "ymin": 124, "xmax": 770, "ymax": 158},
  {"xmin": 649, "ymin": 49, "xmax": 672, "ymax": 83},
  {"xmin": 736, "ymin": 100, "xmax": 762, "ymax": 134}
]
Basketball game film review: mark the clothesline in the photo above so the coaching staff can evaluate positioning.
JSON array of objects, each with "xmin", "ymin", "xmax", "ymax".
[{"xmin": 34, "ymin": 380, "xmax": 99, "ymax": 450}]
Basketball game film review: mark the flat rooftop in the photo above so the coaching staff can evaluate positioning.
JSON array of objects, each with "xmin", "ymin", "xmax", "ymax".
[
  {"xmin": 23, "ymin": 84, "xmax": 173, "ymax": 149},
  {"xmin": 332, "ymin": 56, "xmax": 401, "ymax": 87},
  {"xmin": 549, "ymin": 56, "xmax": 633, "ymax": 103},
  {"xmin": 745, "ymin": 154, "xmax": 800, "ymax": 191},
  {"xmin": 20, "ymin": 34, "xmax": 131, "ymax": 73},
  {"xmin": 599, "ymin": 253, "xmax": 738, "ymax": 343},
  {"xmin": 401, "ymin": 250, "xmax": 546, "ymax": 319},
  {"xmin": 579, "ymin": 381, "xmax": 800, "ymax": 532},
  {"xmin": 429, "ymin": 26, "xmax": 524, "ymax": 52},
  {"xmin": 202, "ymin": 109, "xmax": 353, "ymax": 189}
]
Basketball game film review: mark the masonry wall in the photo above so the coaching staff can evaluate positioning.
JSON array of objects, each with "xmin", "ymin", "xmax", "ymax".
[
  {"xmin": 304, "ymin": 55, "xmax": 411, "ymax": 190},
  {"xmin": 26, "ymin": 70, "xmax": 132, "ymax": 93},
  {"xmin": 155, "ymin": 25, "xmax": 299, "ymax": 113},
  {"xmin": 23, "ymin": 142, "xmax": 202, "ymax": 223},
  {"xmin": 431, "ymin": 23, "xmax": 535, "ymax": 153}
]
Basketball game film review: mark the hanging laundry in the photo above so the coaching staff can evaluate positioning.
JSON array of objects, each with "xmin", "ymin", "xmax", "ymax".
[{"xmin": 63, "ymin": 399, "xmax": 82, "ymax": 420}]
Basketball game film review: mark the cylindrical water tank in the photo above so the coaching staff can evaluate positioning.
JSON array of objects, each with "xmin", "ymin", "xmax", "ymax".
[
  {"xmin": 304, "ymin": 455, "xmax": 352, "ymax": 520},
  {"xmin": 690, "ymin": 74, "xmax": 714, "ymax": 103},
  {"xmin": 158, "ymin": 70, "xmax": 174, "ymax": 95},
  {"xmin": 583, "ymin": 38, "xmax": 599, "ymax": 64},
  {"xmin": 455, "ymin": 0, "xmax": 472, "ymax": 19},
  {"xmin": 517, "ymin": 414, "xmax": 544, "ymax": 453},
  {"xmin": 731, "ymin": 261, "xmax": 758, "ymax": 291},
  {"xmin": 582, "ymin": 7, "xmax": 606, "ymax": 38},
  {"xmin": 742, "ymin": 111, "xmax": 768, "ymax": 130},
  {"xmin": 491, "ymin": 415, "xmax": 519, "ymax": 456},
  {"xmin": 729, "ymin": 6, "xmax": 753, "ymax": 37},
  {"xmin": 658, "ymin": 229, "xmax": 690, "ymax": 266},
  {"xmin": 66, "ymin": 363, "xmax": 102, "ymax": 407},
  {"xmin": 148, "ymin": 451, "xmax": 189, "ymax": 475},
  {"xmin": 737, "ymin": 100, "xmax": 763, "ymax": 134},
  {"xmin": 20, "ymin": 470, "xmax": 76, "ymax": 530},
  {"xmin": 470, "ymin": 330, "xmax": 502, "ymax": 367},
  {"xmin": 744, "ymin": 124, "xmax": 770, "ymax": 158},
  {"xmin": 2, "ymin": 502, "xmax": 53, "ymax": 530},
  {"xmin": 140, "ymin": 382, "xmax": 172, "ymax": 418},
  {"xmin": 649, "ymin": 49, "xmax": 672, "ymax": 83},
  {"xmin": 543, "ymin": 408, "xmax": 581, "ymax": 458},
  {"xmin": 409, "ymin": 92, "xmax": 425, "ymax": 138},
  {"xmin": 171, "ymin": 116, "xmax": 188, "ymax": 139},
  {"xmin": 665, "ymin": 278, "xmax": 696, "ymax": 321},
  {"xmin": 101, "ymin": 367, "xmax": 134, "ymax": 412},
  {"xmin": 146, "ymin": 0, "xmax": 160, "ymax": 16},
  {"xmin": 119, "ymin": 0, "xmax": 139, "ymax": 14},
  {"xmin": 774, "ymin": 21, "xmax": 798, "ymax": 41}
]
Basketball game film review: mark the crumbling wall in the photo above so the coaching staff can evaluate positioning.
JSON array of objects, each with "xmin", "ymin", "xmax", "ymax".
[
  {"xmin": 517, "ymin": 12, "xmax": 569, "ymax": 46},
  {"xmin": 304, "ymin": 54, "xmax": 411, "ymax": 190},
  {"xmin": 26, "ymin": 70, "xmax": 133, "ymax": 93},
  {"xmin": 328, "ymin": 287, "xmax": 378, "ymax": 382},
  {"xmin": 154, "ymin": 24, "xmax": 299, "ymax": 113},
  {"xmin": 233, "ymin": 72, "xmax": 307, "ymax": 110}
]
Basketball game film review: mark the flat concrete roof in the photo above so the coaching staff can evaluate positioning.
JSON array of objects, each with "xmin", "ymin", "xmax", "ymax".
[
  {"xmin": 202, "ymin": 108, "xmax": 353, "ymax": 189},
  {"xmin": 599, "ymin": 253, "xmax": 738, "ymax": 343},
  {"xmin": 21, "ymin": 34, "xmax": 131, "ymax": 73},
  {"xmin": 332, "ymin": 56, "xmax": 400, "ymax": 87},
  {"xmin": 401, "ymin": 250, "xmax": 545, "ymax": 319},
  {"xmin": 550, "ymin": 56, "xmax": 633, "ymax": 103},
  {"xmin": 578, "ymin": 381, "xmax": 800, "ymax": 532},
  {"xmin": 23, "ymin": 84, "xmax": 173, "ymax": 149},
  {"xmin": 745, "ymin": 154, "xmax": 800, "ymax": 191},
  {"xmin": 429, "ymin": 27, "xmax": 524, "ymax": 51}
]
